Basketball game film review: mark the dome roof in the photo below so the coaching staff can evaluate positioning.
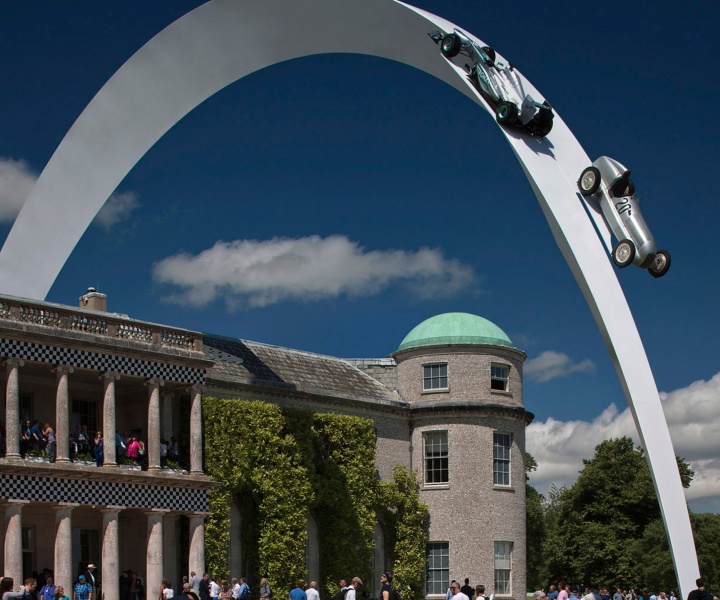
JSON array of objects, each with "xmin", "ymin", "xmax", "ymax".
[{"xmin": 398, "ymin": 312, "xmax": 514, "ymax": 351}]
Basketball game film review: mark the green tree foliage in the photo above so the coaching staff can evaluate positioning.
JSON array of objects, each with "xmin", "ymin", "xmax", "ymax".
[
  {"xmin": 378, "ymin": 466, "xmax": 430, "ymax": 600},
  {"xmin": 542, "ymin": 437, "xmax": 694, "ymax": 589},
  {"xmin": 203, "ymin": 398, "xmax": 429, "ymax": 600},
  {"xmin": 526, "ymin": 453, "xmax": 546, "ymax": 590}
]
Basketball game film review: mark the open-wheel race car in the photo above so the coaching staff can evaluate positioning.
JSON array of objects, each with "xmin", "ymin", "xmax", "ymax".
[
  {"xmin": 429, "ymin": 28, "xmax": 553, "ymax": 137},
  {"xmin": 578, "ymin": 156, "xmax": 671, "ymax": 278}
]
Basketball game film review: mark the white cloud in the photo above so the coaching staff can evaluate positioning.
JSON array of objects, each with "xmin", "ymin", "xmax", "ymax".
[
  {"xmin": 93, "ymin": 190, "xmax": 139, "ymax": 230},
  {"xmin": 524, "ymin": 350, "xmax": 595, "ymax": 382},
  {"xmin": 152, "ymin": 235, "xmax": 478, "ymax": 308},
  {"xmin": 527, "ymin": 372, "xmax": 720, "ymax": 511},
  {"xmin": 0, "ymin": 156, "xmax": 36, "ymax": 222},
  {"xmin": 0, "ymin": 155, "xmax": 138, "ymax": 229}
]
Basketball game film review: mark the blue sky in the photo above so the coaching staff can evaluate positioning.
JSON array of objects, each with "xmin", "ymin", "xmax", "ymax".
[{"xmin": 2, "ymin": 0, "xmax": 720, "ymax": 510}]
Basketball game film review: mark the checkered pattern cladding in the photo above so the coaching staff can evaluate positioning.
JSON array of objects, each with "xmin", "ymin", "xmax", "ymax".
[
  {"xmin": 0, "ymin": 474, "xmax": 208, "ymax": 512},
  {"xmin": 0, "ymin": 338, "xmax": 205, "ymax": 384}
]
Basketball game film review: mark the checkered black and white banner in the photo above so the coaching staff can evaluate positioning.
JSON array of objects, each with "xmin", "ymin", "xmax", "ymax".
[
  {"xmin": 0, "ymin": 338, "xmax": 205, "ymax": 384},
  {"xmin": 0, "ymin": 473, "xmax": 208, "ymax": 512}
]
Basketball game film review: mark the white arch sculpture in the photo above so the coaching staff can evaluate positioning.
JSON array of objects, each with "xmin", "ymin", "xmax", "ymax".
[{"xmin": 0, "ymin": 0, "xmax": 699, "ymax": 592}]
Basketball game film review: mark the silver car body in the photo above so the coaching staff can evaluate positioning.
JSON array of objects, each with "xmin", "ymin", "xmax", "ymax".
[
  {"xmin": 589, "ymin": 156, "xmax": 656, "ymax": 268},
  {"xmin": 429, "ymin": 28, "xmax": 548, "ymax": 126}
]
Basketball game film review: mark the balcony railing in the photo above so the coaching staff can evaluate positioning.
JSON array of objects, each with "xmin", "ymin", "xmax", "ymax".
[{"xmin": 0, "ymin": 294, "xmax": 203, "ymax": 353}]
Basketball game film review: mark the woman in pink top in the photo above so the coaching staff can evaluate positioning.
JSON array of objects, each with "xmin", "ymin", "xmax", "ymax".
[{"xmin": 127, "ymin": 437, "xmax": 140, "ymax": 460}]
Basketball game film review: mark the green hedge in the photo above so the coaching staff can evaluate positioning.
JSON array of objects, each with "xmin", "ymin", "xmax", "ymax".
[{"xmin": 203, "ymin": 398, "xmax": 428, "ymax": 600}]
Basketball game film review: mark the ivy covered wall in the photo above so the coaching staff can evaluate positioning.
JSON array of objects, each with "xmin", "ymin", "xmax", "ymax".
[{"xmin": 203, "ymin": 398, "xmax": 428, "ymax": 600}]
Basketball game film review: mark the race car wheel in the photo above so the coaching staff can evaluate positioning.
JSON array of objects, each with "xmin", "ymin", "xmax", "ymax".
[
  {"xmin": 496, "ymin": 102, "xmax": 518, "ymax": 126},
  {"xmin": 578, "ymin": 167, "xmax": 601, "ymax": 196},
  {"xmin": 482, "ymin": 45, "xmax": 497, "ymax": 64},
  {"xmin": 648, "ymin": 250, "xmax": 671, "ymax": 278},
  {"xmin": 612, "ymin": 239, "xmax": 636, "ymax": 268},
  {"xmin": 440, "ymin": 33, "xmax": 462, "ymax": 58},
  {"xmin": 535, "ymin": 113, "xmax": 554, "ymax": 137}
]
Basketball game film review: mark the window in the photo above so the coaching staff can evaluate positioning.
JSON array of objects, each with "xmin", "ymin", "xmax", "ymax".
[
  {"xmin": 491, "ymin": 364, "xmax": 510, "ymax": 391},
  {"xmin": 19, "ymin": 392, "xmax": 33, "ymax": 422},
  {"xmin": 426, "ymin": 542, "xmax": 449, "ymax": 595},
  {"xmin": 423, "ymin": 363, "xmax": 448, "ymax": 391},
  {"xmin": 72, "ymin": 399, "xmax": 98, "ymax": 432},
  {"xmin": 78, "ymin": 529, "xmax": 100, "ymax": 573},
  {"xmin": 22, "ymin": 526, "xmax": 35, "ymax": 579},
  {"xmin": 494, "ymin": 541, "xmax": 513, "ymax": 595},
  {"xmin": 493, "ymin": 432, "xmax": 511, "ymax": 486},
  {"xmin": 424, "ymin": 431, "xmax": 449, "ymax": 485}
]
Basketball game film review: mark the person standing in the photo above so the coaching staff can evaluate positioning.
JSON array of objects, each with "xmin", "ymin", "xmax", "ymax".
[
  {"xmin": 199, "ymin": 575, "xmax": 210, "ymax": 600},
  {"xmin": 189, "ymin": 575, "xmax": 200, "ymax": 595},
  {"xmin": 305, "ymin": 583, "xmax": 319, "ymax": 600},
  {"xmin": 379, "ymin": 573, "xmax": 393, "ymax": 600},
  {"xmin": 289, "ymin": 582, "xmax": 306, "ymax": 600},
  {"xmin": 548, "ymin": 586, "xmax": 558, "ymax": 600},
  {"xmin": 259, "ymin": 579, "xmax": 272, "ymax": 600},
  {"xmin": 345, "ymin": 579, "xmax": 362, "ymax": 600},
  {"xmin": 55, "ymin": 586, "xmax": 71, "ymax": 600},
  {"xmin": 461, "ymin": 580, "xmax": 473, "ymax": 599},
  {"xmin": 75, "ymin": 576, "xmax": 92, "ymax": 600},
  {"xmin": 687, "ymin": 580, "xmax": 713, "ymax": 600},
  {"xmin": 40, "ymin": 577, "xmax": 55, "ymax": 600},
  {"xmin": 474, "ymin": 585, "xmax": 487, "ymax": 600},
  {"xmin": 449, "ymin": 582, "xmax": 469, "ymax": 600},
  {"xmin": 86, "ymin": 564, "xmax": 100, "ymax": 600}
]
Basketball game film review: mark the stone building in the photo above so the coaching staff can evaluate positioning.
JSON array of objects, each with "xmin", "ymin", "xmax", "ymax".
[{"xmin": 1, "ymin": 293, "xmax": 532, "ymax": 600}]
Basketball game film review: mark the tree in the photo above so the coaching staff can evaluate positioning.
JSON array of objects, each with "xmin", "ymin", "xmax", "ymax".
[
  {"xmin": 543, "ymin": 437, "xmax": 693, "ymax": 588},
  {"xmin": 526, "ymin": 452, "xmax": 546, "ymax": 590}
]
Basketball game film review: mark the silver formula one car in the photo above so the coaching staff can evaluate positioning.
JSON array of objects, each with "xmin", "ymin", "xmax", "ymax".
[
  {"xmin": 429, "ymin": 28, "xmax": 553, "ymax": 137},
  {"xmin": 578, "ymin": 156, "xmax": 671, "ymax": 278}
]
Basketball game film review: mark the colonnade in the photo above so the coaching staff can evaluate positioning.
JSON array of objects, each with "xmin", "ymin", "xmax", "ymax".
[
  {"xmin": 2, "ymin": 500, "xmax": 207, "ymax": 600},
  {"xmin": 3, "ymin": 359, "xmax": 204, "ymax": 473}
]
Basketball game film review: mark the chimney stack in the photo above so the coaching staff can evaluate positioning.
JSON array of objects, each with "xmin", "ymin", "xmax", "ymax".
[{"xmin": 79, "ymin": 287, "xmax": 107, "ymax": 312}]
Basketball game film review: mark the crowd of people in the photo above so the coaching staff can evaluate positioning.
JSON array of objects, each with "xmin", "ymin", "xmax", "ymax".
[
  {"xmin": 530, "ymin": 580, "xmax": 718, "ymax": 600},
  {"xmin": 2, "ymin": 419, "xmax": 180, "ymax": 469}
]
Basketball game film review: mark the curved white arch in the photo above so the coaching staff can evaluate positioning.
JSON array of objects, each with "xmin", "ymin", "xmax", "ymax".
[{"xmin": 0, "ymin": 0, "xmax": 698, "ymax": 592}]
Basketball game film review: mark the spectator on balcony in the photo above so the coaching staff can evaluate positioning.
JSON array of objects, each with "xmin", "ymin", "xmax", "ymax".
[
  {"xmin": 127, "ymin": 436, "xmax": 140, "ymax": 462},
  {"xmin": 138, "ymin": 439, "xmax": 148, "ymax": 471},
  {"xmin": 160, "ymin": 439, "xmax": 169, "ymax": 468},
  {"xmin": 0, "ymin": 419, "xmax": 5, "ymax": 457},
  {"xmin": 44, "ymin": 423, "xmax": 56, "ymax": 463},
  {"xmin": 76, "ymin": 425, "xmax": 90, "ymax": 455},
  {"xmin": 93, "ymin": 431, "xmax": 104, "ymax": 467},
  {"xmin": 116, "ymin": 432, "xmax": 127, "ymax": 459},
  {"xmin": 168, "ymin": 437, "xmax": 179, "ymax": 461}
]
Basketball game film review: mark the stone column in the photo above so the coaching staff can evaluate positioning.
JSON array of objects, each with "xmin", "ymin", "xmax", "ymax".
[
  {"xmin": 146, "ymin": 510, "xmax": 166, "ymax": 599},
  {"xmin": 189, "ymin": 385, "xmax": 203, "ymax": 474},
  {"xmin": 162, "ymin": 391, "xmax": 174, "ymax": 441},
  {"xmin": 54, "ymin": 503, "xmax": 78, "ymax": 594},
  {"xmin": 54, "ymin": 365, "xmax": 74, "ymax": 463},
  {"xmin": 102, "ymin": 372, "xmax": 121, "ymax": 466},
  {"xmin": 4, "ymin": 500, "xmax": 29, "ymax": 585},
  {"xmin": 101, "ymin": 507, "xmax": 123, "ymax": 600},
  {"xmin": 4, "ymin": 358, "xmax": 25, "ymax": 458},
  {"xmin": 188, "ymin": 513, "xmax": 207, "ymax": 578},
  {"xmin": 163, "ymin": 513, "xmax": 179, "ymax": 591},
  {"xmin": 146, "ymin": 379, "xmax": 164, "ymax": 471}
]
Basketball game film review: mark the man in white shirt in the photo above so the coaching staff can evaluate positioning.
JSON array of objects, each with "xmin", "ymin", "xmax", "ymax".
[
  {"xmin": 209, "ymin": 578, "xmax": 220, "ymax": 600},
  {"xmin": 345, "ymin": 578, "xmax": 363, "ymax": 600},
  {"xmin": 232, "ymin": 580, "xmax": 241, "ymax": 600},
  {"xmin": 449, "ymin": 582, "xmax": 470, "ymax": 600},
  {"xmin": 306, "ymin": 583, "xmax": 320, "ymax": 600}
]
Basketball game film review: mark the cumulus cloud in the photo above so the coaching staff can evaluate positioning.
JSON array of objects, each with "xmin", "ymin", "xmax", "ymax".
[
  {"xmin": 0, "ymin": 156, "xmax": 138, "ymax": 228},
  {"xmin": 527, "ymin": 372, "xmax": 720, "ymax": 510},
  {"xmin": 0, "ymin": 156, "xmax": 36, "ymax": 222},
  {"xmin": 524, "ymin": 350, "xmax": 595, "ymax": 382},
  {"xmin": 93, "ymin": 190, "xmax": 139, "ymax": 230},
  {"xmin": 152, "ymin": 235, "xmax": 478, "ymax": 308}
]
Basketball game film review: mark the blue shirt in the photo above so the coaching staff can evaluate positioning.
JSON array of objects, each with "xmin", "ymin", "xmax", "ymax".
[
  {"xmin": 41, "ymin": 584, "xmax": 55, "ymax": 600},
  {"xmin": 75, "ymin": 582, "xmax": 93, "ymax": 600},
  {"xmin": 289, "ymin": 589, "xmax": 306, "ymax": 600}
]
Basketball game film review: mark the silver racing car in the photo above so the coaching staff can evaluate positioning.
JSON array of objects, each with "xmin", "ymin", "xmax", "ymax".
[
  {"xmin": 578, "ymin": 156, "xmax": 671, "ymax": 278},
  {"xmin": 429, "ymin": 28, "xmax": 553, "ymax": 137}
]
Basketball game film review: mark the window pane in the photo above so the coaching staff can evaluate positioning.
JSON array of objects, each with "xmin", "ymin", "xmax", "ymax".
[
  {"xmin": 423, "ymin": 364, "xmax": 448, "ymax": 390},
  {"xmin": 493, "ymin": 433, "xmax": 511, "ymax": 486},
  {"xmin": 491, "ymin": 365, "xmax": 509, "ymax": 391},
  {"xmin": 494, "ymin": 541, "xmax": 512, "ymax": 595},
  {"xmin": 424, "ymin": 431, "xmax": 449, "ymax": 484},
  {"xmin": 426, "ymin": 542, "xmax": 449, "ymax": 595}
]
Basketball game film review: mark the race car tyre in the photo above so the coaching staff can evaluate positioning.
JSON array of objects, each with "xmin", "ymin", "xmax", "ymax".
[
  {"xmin": 482, "ymin": 46, "xmax": 496, "ymax": 64},
  {"xmin": 440, "ymin": 33, "xmax": 462, "ymax": 58},
  {"xmin": 496, "ymin": 102, "xmax": 518, "ymax": 126},
  {"xmin": 612, "ymin": 239, "xmax": 636, "ymax": 268},
  {"xmin": 648, "ymin": 250, "xmax": 671, "ymax": 278},
  {"xmin": 578, "ymin": 166, "xmax": 601, "ymax": 196},
  {"xmin": 535, "ymin": 113, "xmax": 554, "ymax": 137}
]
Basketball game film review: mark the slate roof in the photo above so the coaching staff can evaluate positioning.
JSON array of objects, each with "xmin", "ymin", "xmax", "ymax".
[{"xmin": 203, "ymin": 333, "xmax": 404, "ymax": 406}]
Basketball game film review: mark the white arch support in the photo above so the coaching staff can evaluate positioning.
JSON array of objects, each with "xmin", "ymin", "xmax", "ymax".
[{"xmin": 0, "ymin": 0, "xmax": 699, "ymax": 592}]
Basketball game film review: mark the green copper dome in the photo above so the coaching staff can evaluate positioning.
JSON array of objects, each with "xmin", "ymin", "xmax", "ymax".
[{"xmin": 398, "ymin": 312, "xmax": 514, "ymax": 351}]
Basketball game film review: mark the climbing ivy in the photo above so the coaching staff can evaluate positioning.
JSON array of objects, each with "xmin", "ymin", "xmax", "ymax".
[{"xmin": 203, "ymin": 399, "xmax": 428, "ymax": 600}]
